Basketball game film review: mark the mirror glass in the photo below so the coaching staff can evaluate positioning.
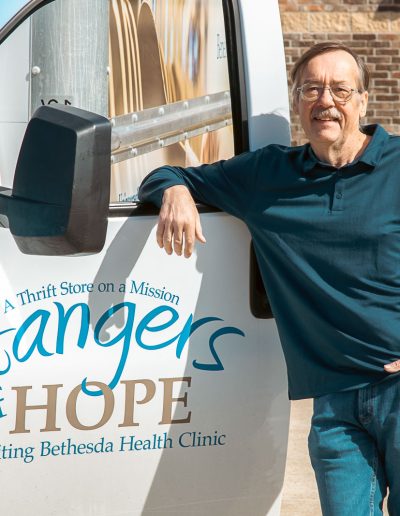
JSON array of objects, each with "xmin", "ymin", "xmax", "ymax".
[
  {"xmin": 0, "ymin": 0, "xmax": 234, "ymax": 204},
  {"xmin": 0, "ymin": 0, "xmax": 30, "ymax": 29}
]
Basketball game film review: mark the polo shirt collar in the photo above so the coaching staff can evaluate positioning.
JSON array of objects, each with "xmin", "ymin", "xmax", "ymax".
[
  {"xmin": 357, "ymin": 124, "xmax": 389, "ymax": 167},
  {"xmin": 301, "ymin": 124, "xmax": 390, "ymax": 176}
]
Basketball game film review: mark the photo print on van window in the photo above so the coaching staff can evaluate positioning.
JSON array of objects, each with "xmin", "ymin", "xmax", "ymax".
[{"xmin": 109, "ymin": 0, "xmax": 234, "ymax": 203}]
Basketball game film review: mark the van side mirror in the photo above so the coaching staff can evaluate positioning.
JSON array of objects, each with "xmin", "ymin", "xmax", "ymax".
[{"xmin": 0, "ymin": 105, "xmax": 111, "ymax": 255}]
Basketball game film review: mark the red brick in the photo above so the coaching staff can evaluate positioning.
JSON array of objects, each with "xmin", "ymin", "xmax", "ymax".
[
  {"xmin": 375, "ymin": 64, "xmax": 392, "ymax": 71},
  {"xmin": 371, "ymin": 87, "xmax": 391, "ymax": 93},
  {"xmin": 371, "ymin": 72, "xmax": 390, "ymax": 78},
  {"xmin": 353, "ymin": 33, "xmax": 376, "ymax": 40},
  {"xmin": 372, "ymin": 110, "xmax": 395, "ymax": 116},
  {"xmin": 378, "ymin": 34, "xmax": 400, "ymax": 41},
  {"xmin": 368, "ymin": 56, "xmax": 392, "ymax": 63},
  {"xmin": 285, "ymin": 48, "xmax": 302, "ymax": 56},
  {"xmin": 363, "ymin": 102, "xmax": 396, "ymax": 109},
  {"xmin": 368, "ymin": 41, "xmax": 390, "ymax": 47},
  {"xmin": 375, "ymin": 5, "xmax": 400, "ymax": 12},
  {"xmin": 287, "ymin": 33, "xmax": 304, "ymax": 42},
  {"xmin": 374, "ymin": 79, "xmax": 398, "ymax": 86},
  {"xmin": 326, "ymin": 33, "xmax": 352, "ymax": 39},
  {"xmin": 375, "ymin": 49, "xmax": 400, "ymax": 56},
  {"xmin": 347, "ymin": 46, "xmax": 374, "ymax": 55},
  {"xmin": 376, "ymin": 95, "xmax": 398, "ymax": 100}
]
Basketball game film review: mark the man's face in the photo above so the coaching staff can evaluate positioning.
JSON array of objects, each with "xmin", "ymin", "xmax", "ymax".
[{"xmin": 294, "ymin": 50, "xmax": 368, "ymax": 148}]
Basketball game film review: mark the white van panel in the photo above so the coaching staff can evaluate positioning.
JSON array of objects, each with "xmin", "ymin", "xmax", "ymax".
[
  {"xmin": 0, "ymin": 122, "xmax": 26, "ymax": 186},
  {"xmin": 0, "ymin": 16, "xmax": 30, "ymax": 185},
  {"xmin": 0, "ymin": 17, "xmax": 30, "ymax": 122},
  {"xmin": 0, "ymin": 213, "xmax": 288, "ymax": 516},
  {"xmin": 239, "ymin": 0, "xmax": 291, "ymax": 150}
]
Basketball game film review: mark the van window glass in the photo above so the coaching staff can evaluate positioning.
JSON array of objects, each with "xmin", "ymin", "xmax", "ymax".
[{"xmin": 109, "ymin": 0, "xmax": 234, "ymax": 203}]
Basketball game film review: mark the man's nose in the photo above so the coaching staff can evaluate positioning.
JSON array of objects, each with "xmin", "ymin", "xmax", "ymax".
[{"xmin": 317, "ymin": 87, "xmax": 335, "ymax": 105}]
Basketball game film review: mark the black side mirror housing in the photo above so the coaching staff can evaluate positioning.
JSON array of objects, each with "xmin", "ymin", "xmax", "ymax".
[{"xmin": 0, "ymin": 105, "xmax": 111, "ymax": 255}]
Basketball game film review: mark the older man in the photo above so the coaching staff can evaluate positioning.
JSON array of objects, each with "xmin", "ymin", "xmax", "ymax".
[{"xmin": 139, "ymin": 42, "xmax": 400, "ymax": 515}]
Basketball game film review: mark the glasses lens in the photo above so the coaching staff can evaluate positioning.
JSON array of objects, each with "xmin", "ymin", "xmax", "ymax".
[
  {"xmin": 301, "ymin": 84, "xmax": 320, "ymax": 100},
  {"xmin": 300, "ymin": 84, "xmax": 354, "ymax": 101},
  {"xmin": 331, "ymin": 85, "xmax": 352, "ymax": 100}
]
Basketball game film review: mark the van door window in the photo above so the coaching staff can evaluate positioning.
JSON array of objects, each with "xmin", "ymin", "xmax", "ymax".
[
  {"xmin": 109, "ymin": 0, "xmax": 234, "ymax": 203},
  {"xmin": 0, "ymin": 0, "xmax": 234, "ymax": 203}
]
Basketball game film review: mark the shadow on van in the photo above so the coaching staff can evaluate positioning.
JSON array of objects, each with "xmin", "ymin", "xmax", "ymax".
[{"xmin": 88, "ymin": 200, "xmax": 289, "ymax": 515}]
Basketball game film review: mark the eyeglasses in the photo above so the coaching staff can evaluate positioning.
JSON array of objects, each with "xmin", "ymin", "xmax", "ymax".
[{"xmin": 296, "ymin": 83, "xmax": 360, "ymax": 102}]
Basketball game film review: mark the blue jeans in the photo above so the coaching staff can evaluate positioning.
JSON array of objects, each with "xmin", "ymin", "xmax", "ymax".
[{"xmin": 308, "ymin": 375, "xmax": 400, "ymax": 515}]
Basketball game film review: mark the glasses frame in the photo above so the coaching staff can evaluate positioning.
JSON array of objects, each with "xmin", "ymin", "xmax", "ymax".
[{"xmin": 296, "ymin": 83, "xmax": 360, "ymax": 103}]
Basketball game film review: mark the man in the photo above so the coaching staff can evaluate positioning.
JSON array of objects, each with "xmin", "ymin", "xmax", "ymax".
[{"xmin": 139, "ymin": 42, "xmax": 400, "ymax": 515}]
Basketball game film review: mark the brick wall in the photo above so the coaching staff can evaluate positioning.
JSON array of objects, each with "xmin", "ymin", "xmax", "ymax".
[{"xmin": 279, "ymin": 0, "xmax": 400, "ymax": 144}]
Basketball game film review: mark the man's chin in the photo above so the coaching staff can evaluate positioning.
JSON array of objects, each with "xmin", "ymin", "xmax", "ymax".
[{"xmin": 309, "ymin": 122, "xmax": 341, "ymax": 143}]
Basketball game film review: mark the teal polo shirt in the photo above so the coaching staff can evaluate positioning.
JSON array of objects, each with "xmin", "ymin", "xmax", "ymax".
[{"xmin": 139, "ymin": 125, "xmax": 400, "ymax": 399}]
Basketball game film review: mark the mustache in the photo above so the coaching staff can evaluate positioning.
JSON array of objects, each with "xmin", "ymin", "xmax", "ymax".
[{"xmin": 312, "ymin": 108, "xmax": 342, "ymax": 120}]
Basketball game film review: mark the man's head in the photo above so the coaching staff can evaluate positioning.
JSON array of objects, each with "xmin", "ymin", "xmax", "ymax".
[{"xmin": 291, "ymin": 42, "xmax": 370, "ymax": 150}]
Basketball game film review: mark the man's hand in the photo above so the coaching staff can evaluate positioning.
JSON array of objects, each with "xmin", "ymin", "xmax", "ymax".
[
  {"xmin": 156, "ymin": 185, "xmax": 206, "ymax": 258},
  {"xmin": 384, "ymin": 359, "xmax": 400, "ymax": 373}
]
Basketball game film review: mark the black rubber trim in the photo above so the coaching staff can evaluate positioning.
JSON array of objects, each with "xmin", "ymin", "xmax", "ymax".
[
  {"xmin": 222, "ymin": 0, "xmax": 249, "ymax": 155},
  {"xmin": 249, "ymin": 242, "xmax": 274, "ymax": 319},
  {"xmin": 0, "ymin": 0, "xmax": 54, "ymax": 44}
]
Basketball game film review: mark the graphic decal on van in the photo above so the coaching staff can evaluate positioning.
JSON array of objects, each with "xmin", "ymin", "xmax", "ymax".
[{"xmin": 0, "ymin": 278, "xmax": 245, "ymax": 446}]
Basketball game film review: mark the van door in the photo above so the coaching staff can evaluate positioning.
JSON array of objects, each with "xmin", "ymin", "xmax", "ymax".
[{"xmin": 0, "ymin": 1, "xmax": 291, "ymax": 514}]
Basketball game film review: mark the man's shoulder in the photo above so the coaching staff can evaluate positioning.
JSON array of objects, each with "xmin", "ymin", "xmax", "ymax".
[
  {"xmin": 384, "ymin": 132, "xmax": 400, "ymax": 160},
  {"xmin": 370, "ymin": 124, "xmax": 400, "ymax": 155},
  {"xmin": 387, "ymin": 133, "xmax": 400, "ymax": 144}
]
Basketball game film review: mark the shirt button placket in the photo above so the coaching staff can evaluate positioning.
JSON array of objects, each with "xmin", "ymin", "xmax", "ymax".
[{"xmin": 332, "ymin": 173, "xmax": 344, "ymax": 211}]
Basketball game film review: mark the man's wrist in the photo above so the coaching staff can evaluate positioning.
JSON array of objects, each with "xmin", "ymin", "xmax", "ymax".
[{"xmin": 162, "ymin": 184, "xmax": 190, "ymax": 201}]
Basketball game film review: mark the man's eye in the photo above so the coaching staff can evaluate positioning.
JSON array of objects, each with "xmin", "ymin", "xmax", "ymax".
[
  {"xmin": 305, "ymin": 86, "xmax": 320, "ymax": 93},
  {"xmin": 333, "ymin": 86, "xmax": 350, "ymax": 94}
]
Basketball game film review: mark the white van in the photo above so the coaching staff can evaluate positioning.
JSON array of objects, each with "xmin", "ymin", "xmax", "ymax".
[{"xmin": 0, "ymin": 1, "xmax": 291, "ymax": 514}]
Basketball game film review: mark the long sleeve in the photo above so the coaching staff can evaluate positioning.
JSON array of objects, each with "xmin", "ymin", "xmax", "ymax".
[{"xmin": 138, "ymin": 148, "xmax": 265, "ymax": 220}]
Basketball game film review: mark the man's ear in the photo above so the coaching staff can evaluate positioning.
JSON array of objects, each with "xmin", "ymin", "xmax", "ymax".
[{"xmin": 359, "ymin": 90, "xmax": 368, "ymax": 118}]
